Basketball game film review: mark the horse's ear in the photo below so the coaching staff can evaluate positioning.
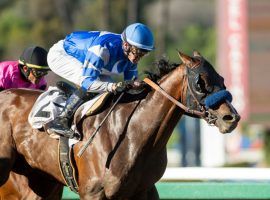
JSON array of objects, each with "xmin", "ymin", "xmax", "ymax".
[
  {"xmin": 193, "ymin": 50, "xmax": 201, "ymax": 57},
  {"xmin": 178, "ymin": 51, "xmax": 193, "ymax": 65}
]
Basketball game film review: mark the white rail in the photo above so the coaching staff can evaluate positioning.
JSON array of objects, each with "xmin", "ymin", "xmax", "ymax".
[{"xmin": 161, "ymin": 167, "xmax": 270, "ymax": 181}]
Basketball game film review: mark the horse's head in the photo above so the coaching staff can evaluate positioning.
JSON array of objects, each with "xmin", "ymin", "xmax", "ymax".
[{"xmin": 179, "ymin": 51, "xmax": 240, "ymax": 133}]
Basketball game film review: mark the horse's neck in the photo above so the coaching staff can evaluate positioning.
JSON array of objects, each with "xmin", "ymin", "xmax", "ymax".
[
  {"xmin": 79, "ymin": 66, "xmax": 186, "ymax": 157},
  {"xmin": 133, "ymin": 66, "xmax": 186, "ymax": 150},
  {"xmin": 73, "ymin": 67, "xmax": 186, "ymax": 183}
]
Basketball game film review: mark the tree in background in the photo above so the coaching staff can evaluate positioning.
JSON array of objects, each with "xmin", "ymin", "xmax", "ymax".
[
  {"xmin": 167, "ymin": 24, "xmax": 216, "ymax": 64},
  {"xmin": 0, "ymin": 0, "xmax": 216, "ymax": 74},
  {"xmin": 0, "ymin": 0, "xmax": 76, "ymax": 59}
]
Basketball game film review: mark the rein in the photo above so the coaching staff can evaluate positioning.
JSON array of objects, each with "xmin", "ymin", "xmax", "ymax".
[{"xmin": 143, "ymin": 77, "xmax": 206, "ymax": 118}]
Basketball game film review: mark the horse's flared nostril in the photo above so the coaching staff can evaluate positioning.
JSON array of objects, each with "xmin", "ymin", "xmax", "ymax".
[
  {"xmin": 223, "ymin": 115, "xmax": 234, "ymax": 121},
  {"xmin": 223, "ymin": 114, "xmax": 241, "ymax": 122}
]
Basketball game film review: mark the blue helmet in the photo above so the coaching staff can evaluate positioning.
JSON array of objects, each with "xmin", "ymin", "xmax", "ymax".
[{"xmin": 121, "ymin": 23, "xmax": 155, "ymax": 51}]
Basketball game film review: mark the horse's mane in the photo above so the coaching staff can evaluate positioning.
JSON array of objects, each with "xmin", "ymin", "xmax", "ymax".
[
  {"xmin": 144, "ymin": 58, "xmax": 179, "ymax": 82},
  {"xmin": 114, "ymin": 59, "xmax": 178, "ymax": 103}
]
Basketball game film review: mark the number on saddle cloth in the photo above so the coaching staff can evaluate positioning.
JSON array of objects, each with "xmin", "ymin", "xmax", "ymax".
[{"xmin": 28, "ymin": 87, "xmax": 67, "ymax": 130}]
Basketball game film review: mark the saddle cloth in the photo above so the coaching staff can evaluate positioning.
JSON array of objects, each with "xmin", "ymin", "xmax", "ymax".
[
  {"xmin": 28, "ymin": 87, "xmax": 66, "ymax": 129},
  {"xmin": 28, "ymin": 87, "xmax": 111, "ymax": 135}
]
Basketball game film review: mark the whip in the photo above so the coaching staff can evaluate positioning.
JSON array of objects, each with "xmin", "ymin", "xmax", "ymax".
[{"xmin": 77, "ymin": 92, "xmax": 124, "ymax": 157}]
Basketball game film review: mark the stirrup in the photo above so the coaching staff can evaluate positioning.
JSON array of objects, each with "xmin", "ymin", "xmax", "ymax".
[
  {"xmin": 50, "ymin": 128, "xmax": 74, "ymax": 137},
  {"xmin": 47, "ymin": 127, "xmax": 80, "ymax": 140},
  {"xmin": 45, "ymin": 119, "xmax": 80, "ymax": 139}
]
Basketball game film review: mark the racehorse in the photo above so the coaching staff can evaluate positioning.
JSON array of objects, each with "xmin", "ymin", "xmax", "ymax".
[{"xmin": 0, "ymin": 51, "xmax": 240, "ymax": 200}]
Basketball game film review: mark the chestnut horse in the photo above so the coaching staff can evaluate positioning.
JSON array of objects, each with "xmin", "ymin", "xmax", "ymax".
[{"xmin": 0, "ymin": 51, "xmax": 240, "ymax": 200}]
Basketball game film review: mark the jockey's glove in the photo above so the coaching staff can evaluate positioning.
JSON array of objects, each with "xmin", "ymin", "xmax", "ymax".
[
  {"xmin": 112, "ymin": 81, "xmax": 130, "ymax": 93},
  {"xmin": 131, "ymin": 79, "xmax": 145, "ymax": 89},
  {"xmin": 112, "ymin": 80, "xmax": 145, "ymax": 93}
]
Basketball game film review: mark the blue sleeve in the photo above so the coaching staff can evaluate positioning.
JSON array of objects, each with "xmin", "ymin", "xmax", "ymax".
[{"xmin": 81, "ymin": 69, "xmax": 101, "ymax": 91}]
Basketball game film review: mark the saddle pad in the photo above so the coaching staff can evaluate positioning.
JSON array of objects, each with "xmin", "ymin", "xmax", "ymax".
[
  {"xmin": 29, "ymin": 87, "xmax": 111, "ymax": 138},
  {"xmin": 28, "ymin": 87, "xmax": 66, "ymax": 129}
]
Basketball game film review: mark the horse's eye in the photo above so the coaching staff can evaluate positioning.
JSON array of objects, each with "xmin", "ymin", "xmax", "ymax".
[
  {"xmin": 196, "ymin": 83, "xmax": 202, "ymax": 91},
  {"xmin": 195, "ymin": 75, "xmax": 205, "ymax": 93}
]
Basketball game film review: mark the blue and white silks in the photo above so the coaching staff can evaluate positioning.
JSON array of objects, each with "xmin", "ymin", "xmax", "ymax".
[{"xmin": 63, "ymin": 31, "xmax": 138, "ymax": 92}]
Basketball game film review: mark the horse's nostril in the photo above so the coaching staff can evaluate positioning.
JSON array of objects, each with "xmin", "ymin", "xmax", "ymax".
[
  {"xmin": 223, "ymin": 114, "xmax": 241, "ymax": 122},
  {"xmin": 223, "ymin": 115, "xmax": 233, "ymax": 121}
]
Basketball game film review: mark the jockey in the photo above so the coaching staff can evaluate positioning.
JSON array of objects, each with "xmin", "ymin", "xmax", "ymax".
[
  {"xmin": 46, "ymin": 22, "xmax": 155, "ymax": 138},
  {"xmin": 0, "ymin": 46, "xmax": 50, "ymax": 91}
]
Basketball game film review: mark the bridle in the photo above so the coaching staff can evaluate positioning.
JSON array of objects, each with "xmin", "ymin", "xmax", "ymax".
[
  {"xmin": 185, "ymin": 64, "xmax": 219, "ymax": 125},
  {"xmin": 143, "ymin": 65, "xmax": 219, "ymax": 125}
]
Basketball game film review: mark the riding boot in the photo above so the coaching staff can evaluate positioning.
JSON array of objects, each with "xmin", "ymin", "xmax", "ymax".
[{"xmin": 46, "ymin": 89, "xmax": 86, "ymax": 138}]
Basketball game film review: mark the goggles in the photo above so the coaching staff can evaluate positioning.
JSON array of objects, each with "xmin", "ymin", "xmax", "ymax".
[
  {"xmin": 19, "ymin": 59, "xmax": 49, "ymax": 78},
  {"xmin": 129, "ymin": 46, "xmax": 149, "ymax": 58},
  {"xmin": 31, "ymin": 68, "xmax": 48, "ymax": 78}
]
